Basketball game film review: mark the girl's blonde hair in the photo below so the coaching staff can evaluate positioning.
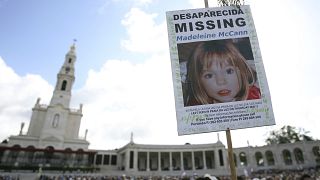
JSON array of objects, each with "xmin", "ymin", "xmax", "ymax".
[{"xmin": 185, "ymin": 39, "xmax": 255, "ymax": 106}]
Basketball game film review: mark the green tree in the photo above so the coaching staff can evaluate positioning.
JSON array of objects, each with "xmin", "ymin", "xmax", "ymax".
[{"xmin": 265, "ymin": 125, "xmax": 315, "ymax": 145}]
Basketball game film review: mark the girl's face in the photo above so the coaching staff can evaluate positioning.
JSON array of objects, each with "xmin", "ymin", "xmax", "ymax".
[{"xmin": 200, "ymin": 61, "xmax": 240, "ymax": 102}]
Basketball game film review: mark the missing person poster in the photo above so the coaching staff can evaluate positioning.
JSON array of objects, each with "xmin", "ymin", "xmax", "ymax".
[{"xmin": 166, "ymin": 5, "xmax": 275, "ymax": 135}]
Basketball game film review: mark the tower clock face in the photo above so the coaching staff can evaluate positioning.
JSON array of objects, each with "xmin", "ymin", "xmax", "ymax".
[{"xmin": 65, "ymin": 67, "xmax": 70, "ymax": 73}]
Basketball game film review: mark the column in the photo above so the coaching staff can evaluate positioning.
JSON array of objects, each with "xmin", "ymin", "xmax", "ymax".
[
  {"xmin": 169, "ymin": 152, "xmax": 173, "ymax": 171},
  {"xmin": 263, "ymin": 152, "xmax": 268, "ymax": 167},
  {"xmin": 191, "ymin": 151, "xmax": 195, "ymax": 170},
  {"xmin": 214, "ymin": 150, "xmax": 220, "ymax": 169},
  {"xmin": 247, "ymin": 147, "xmax": 256, "ymax": 169},
  {"xmin": 253, "ymin": 151, "xmax": 261, "ymax": 169},
  {"xmin": 93, "ymin": 153, "xmax": 97, "ymax": 165},
  {"xmin": 302, "ymin": 144, "xmax": 311, "ymax": 166},
  {"xmin": 180, "ymin": 152, "xmax": 184, "ymax": 171},
  {"xmin": 147, "ymin": 151, "xmax": 150, "ymax": 171},
  {"xmin": 290, "ymin": 150, "xmax": 297, "ymax": 166},
  {"xmin": 275, "ymin": 149, "xmax": 284, "ymax": 169},
  {"xmin": 203, "ymin": 151, "xmax": 207, "ymax": 169},
  {"xmin": 134, "ymin": 150, "xmax": 138, "ymax": 171},
  {"xmin": 223, "ymin": 149, "xmax": 228, "ymax": 168},
  {"xmin": 125, "ymin": 151, "xmax": 130, "ymax": 171},
  {"xmin": 100, "ymin": 154, "xmax": 105, "ymax": 166},
  {"xmin": 158, "ymin": 152, "xmax": 161, "ymax": 171}
]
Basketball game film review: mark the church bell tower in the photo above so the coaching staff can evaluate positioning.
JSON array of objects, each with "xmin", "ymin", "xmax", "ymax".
[{"xmin": 50, "ymin": 43, "xmax": 76, "ymax": 108}]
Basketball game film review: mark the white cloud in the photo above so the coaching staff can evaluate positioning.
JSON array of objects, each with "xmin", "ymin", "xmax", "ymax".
[
  {"xmin": 121, "ymin": 8, "xmax": 168, "ymax": 54},
  {"xmin": 72, "ymin": 53, "xmax": 180, "ymax": 149},
  {"xmin": 0, "ymin": 57, "xmax": 52, "ymax": 141}
]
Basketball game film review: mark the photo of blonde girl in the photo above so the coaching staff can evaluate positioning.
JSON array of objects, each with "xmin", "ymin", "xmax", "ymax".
[{"xmin": 179, "ymin": 38, "xmax": 261, "ymax": 107}]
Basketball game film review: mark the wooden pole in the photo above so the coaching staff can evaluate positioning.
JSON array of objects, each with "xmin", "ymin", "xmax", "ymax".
[
  {"xmin": 204, "ymin": 0, "xmax": 209, "ymax": 8},
  {"xmin": 226, "ymin": 128, "xmax": 237, "ymax": 180}
]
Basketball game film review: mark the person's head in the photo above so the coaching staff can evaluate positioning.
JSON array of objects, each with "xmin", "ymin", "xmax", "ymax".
[
  {"xmin": 186, "ymin": 39, "xmax": 254, "ymax": 105},
  {"xmin": 300, "ymin": 174, "xmax": 312, "ymax": 180}
]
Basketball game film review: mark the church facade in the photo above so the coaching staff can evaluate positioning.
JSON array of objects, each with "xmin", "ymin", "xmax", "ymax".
[
  {"xmin": 0, "ymin": 45, "xmax": 319, "ymax": 176},
  {"xmin": 8, "ymin": 44, "xmax": 89, "ymax": 150}
]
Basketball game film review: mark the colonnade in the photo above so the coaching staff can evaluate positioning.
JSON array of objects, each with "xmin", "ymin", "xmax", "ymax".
[{"xmin": 119, "ymin": 148, "xmax": 227, "ymax": 172}]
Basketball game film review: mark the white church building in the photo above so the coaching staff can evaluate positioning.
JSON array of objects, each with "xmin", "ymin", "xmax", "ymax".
[
  {"xmin": 0, "ymin": 45, "xmax": 319, "ymax": 176},
  {"xmin": 8, "ymin": 43, "xmax": 89, "ymax": 150}
]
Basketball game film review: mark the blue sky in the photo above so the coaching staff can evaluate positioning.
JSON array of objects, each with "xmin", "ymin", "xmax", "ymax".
[
  {"xmin": 1, "ymin": 0, "xmax": 320, "ymax": 150},
  {"xmin": 0, "ymin": 0, "xmax": 189, "ymax": 88}
]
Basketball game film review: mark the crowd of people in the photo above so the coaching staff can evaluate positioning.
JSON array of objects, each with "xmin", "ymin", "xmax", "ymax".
[{"xmin": 0, "ymin": 169, "xmax": 319, "ymax": 180}]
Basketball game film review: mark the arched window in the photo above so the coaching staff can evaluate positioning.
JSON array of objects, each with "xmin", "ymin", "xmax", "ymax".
[
  {"xmin": 294, "ymin": 148, "xmax": 304, "ymax": 164},
  {"xmin": 283, "ymin": 149, "xmax": 292, "ymax": 165},
  {"xmin": 265, "ymin": 151, "xmax": 275, "ymax": 166},
  {"xmin": 255, "ymin": 152, "xmax": 264, "ymax": 166},
  {"xmin": 12, "ymin": 144, "xmax": 21, "ymax": 148},
  {"xmin": 65, "ymin": 148, "xmax": 72, "ymax": 152},
  {"xmin": 52, "ymin": 114, "xmax": 60, "ymax": 128},
  {"xmin": 45, "ymin": 146, "xmax": 54, "ymax": 151},
  {"xmin": 239, "ymin": 152, "xmax": 247, "ymax": 166},
  {"xmin": 68, "ymin": 58, "xmax": 72, "ymax": 63},
  {"xmin": 61, "ymin": 80, "xmax": 67, "ymax": 91}
]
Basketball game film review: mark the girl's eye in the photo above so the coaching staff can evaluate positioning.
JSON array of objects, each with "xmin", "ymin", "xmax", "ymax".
[
  {"xmin": 203, "ymin": 73, "xmax": 213, "ymax": 79},
  {"xmin": 226, "ymin": 68, "xmax": 234, "ymax": 74}
]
